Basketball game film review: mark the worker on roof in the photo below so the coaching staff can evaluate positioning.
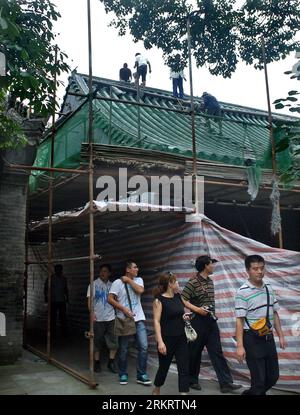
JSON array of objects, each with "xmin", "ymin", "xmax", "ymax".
[
  {"xmin": 119, "ymin": 63, "xmax": 132, "ymax": 83},
  {"xmin": 201, "ymin": 92, "xmax": 223, "ymax": 135},
  {"xmin": 170, "ymin": 69, "xmax": 186, "ymax": 100},
  {"xmin": 134, "ymin": 53, "xmax": 151, "ymax": 87},
  {"xmin": 201, "ymin": 92, "xmax": 221, "ymax": 116}
]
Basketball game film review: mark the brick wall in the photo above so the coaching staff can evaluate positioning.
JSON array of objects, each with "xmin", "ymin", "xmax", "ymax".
[
  {"xmin": 0, "ymin": 117, "xmax": 45, "ymax": 364},
  {"xmin": 0, "ymin": 175, "xmax": 28, "ymax": 363}
]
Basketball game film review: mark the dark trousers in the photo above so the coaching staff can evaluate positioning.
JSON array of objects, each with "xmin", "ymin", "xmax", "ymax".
[
  {"xmin": 50, "ymin": 301, "xmax": 67, "ymax": 335},
  {"xmin": 172, "ymin": 76, "xmax": 183, "ymax": 99},
  {"xmin": 137, "ymin": 65, "xmax": 147, "ymax": 83},
  {"xmin": 189, "ymin": 315, "xmax": 233, "ymax": 387},
  {"xmin": 244, "ymin": 331, "xmax": 279, "ymax": 395},
  {"xmin": 154, "ymin": 334, "xmax": 189, "ymax": 393}
]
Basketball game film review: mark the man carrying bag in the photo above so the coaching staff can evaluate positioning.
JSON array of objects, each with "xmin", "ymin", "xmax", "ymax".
[
  {"xmin": 235, "ymin": 254, "xmax": 286, "ymax": 395},
  {"xmin": 108, "ymin": 260, "xmax": 152, "ymax": 386}
]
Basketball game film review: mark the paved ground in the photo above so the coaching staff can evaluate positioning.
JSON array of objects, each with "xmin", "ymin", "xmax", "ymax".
[{"xmin": 0, "ymin": 349, "xmax": 296, "ymax": 396}]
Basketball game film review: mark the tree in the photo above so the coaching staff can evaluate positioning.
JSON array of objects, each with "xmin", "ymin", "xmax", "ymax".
[
  {"xmin": 99, "ymin": 0, "xmax": 300, "ymax": 76},
  {"xmin": 0, "ymin": 0, "xmax": 70, "ymax": 149},
  {"xmin": 272, "ymin": 53, "xmax": 300, "ymax": 185}
]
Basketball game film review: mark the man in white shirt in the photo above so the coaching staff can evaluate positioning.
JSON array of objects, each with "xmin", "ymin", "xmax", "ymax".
[
  {"xmin": 87, "ymin": 264, "xmax": 118, "ymax": 373},
  {"xmin": 134, "ymin": 53, "xmax": 151, "ymax": 87},
  {"xmin": 170, "ymin": 70, "xmax": 186, "ymax": 99},
  {"xmin": 108, "ymin": 260, "xmax": 152, "ymax": 386}
]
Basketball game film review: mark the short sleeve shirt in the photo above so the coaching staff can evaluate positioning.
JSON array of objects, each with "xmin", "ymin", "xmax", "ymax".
[
  {"xmin": 109, "ymin": 277, "xmax": 145, "ymax": 322},
  {"xmin": 235, "ymin": 280, "xmax": 279, "ymax": 329},
  {"xmin": 182, "ymin": 273, "xmax": 215, "ymax": 312},
  {"xmin": 87, "ymin": 278, "xmax": 115, "ymax": 322}
]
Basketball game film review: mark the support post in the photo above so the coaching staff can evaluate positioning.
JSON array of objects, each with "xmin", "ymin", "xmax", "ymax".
[
  {"xmin": 187, "ymin": 15, "xmax": 199, "ymax": 213},
  {"xmin": 87, "ymin": 0, "xmax": 95, "ymax": 387}
]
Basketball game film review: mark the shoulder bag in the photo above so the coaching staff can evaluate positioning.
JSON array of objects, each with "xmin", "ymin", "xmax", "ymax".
[{"xmin": 114, "ymin": 282, "xmax": 137, "ymax": 336}]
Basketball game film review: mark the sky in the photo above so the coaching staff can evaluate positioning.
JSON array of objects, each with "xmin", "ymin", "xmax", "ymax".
[{"xmin": 53, "ymin": 0, "xmax": 300, "ymax": 116}]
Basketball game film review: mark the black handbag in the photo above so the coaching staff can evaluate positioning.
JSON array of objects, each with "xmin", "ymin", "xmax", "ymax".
[{"xmin": 114, "ymin": 282, "xmax": 136, "ymax": 336}]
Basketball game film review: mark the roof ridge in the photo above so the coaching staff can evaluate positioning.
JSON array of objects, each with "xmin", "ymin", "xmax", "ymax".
[{"xmin": 74, "ymin": 72, "xmax": 299, "ymax": 122}]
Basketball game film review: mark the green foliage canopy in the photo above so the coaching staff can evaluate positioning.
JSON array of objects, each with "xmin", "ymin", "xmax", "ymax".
[
  {"xmin": 0, "ymin": 0, "xmax": 70, "ymax": 149},
  {"xmin": 99, "ymin": 0, "xmax": 300, "ymax": 76}
]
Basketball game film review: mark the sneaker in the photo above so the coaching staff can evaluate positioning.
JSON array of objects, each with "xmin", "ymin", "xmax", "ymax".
[
  {"xmin": 137, "ymin": 374, "xmax": 152, "ymax": 386},
  {"xmin": 94, "ymin": 361, "xmax": 101, "ymax": 373},
  {"xmin": 119, "ymin": 374, "xmax": 128, "ymax": 385},
  {"xmin": 107, "ymin": 360, "xmax": 117, "ymax": 374}
]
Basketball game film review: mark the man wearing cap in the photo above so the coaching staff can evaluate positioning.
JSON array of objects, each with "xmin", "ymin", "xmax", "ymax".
[{"xmin": 182, "ymin": 255, "xmax": 242, "ymax": 393}]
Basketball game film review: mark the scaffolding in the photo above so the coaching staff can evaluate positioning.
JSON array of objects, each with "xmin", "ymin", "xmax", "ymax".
[{"xmin": 5, "ymin": 0, "xmax": 299, "ymax": 388}]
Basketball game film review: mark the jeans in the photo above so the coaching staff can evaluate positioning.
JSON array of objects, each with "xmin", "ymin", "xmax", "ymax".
[
  {"xmin": 172, "ymin": 76, "xmax": 183, "ymax": 99},
  {"xmin": 118, "ymin": 320, "xmax": 148, "ymax": 377}
]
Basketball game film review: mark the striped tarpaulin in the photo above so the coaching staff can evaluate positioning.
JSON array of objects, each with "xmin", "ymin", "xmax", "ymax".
[
  {"xmin": 99, "ymin": 214, "xmax": 300, "ymax": 393},
  {"xmin": 29, "ymin": 212, "xmax": 300, "ymax": 392}
]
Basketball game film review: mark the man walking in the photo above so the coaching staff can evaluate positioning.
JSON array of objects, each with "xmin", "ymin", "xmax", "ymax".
[
  {"xmin": 134, "ymin": 53, "xmax": 151, "ymax": 87},
  {"xmin": 108, "ymin": 260, "xmax": 151, "ymax": 386},
  {"xmin": 182, "ymin": 255, "xmax": 242, "ymax": 392},
  {"xmin": 235, "ymin": 255, "xmax": 286, "ymax": 395},
  {"xmin": 87, "ymin": 264, "xmax": 118, "ymax": 373}
]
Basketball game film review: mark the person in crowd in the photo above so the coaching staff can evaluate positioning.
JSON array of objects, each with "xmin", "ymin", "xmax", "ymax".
[
  {"xmin": 235, "ymin": 254, "xmax": 286, "ymax": 395},
  {"xmin": 87, "ymin": 263, "xmax": 118, "ymax": 373},
  {"xmin": 44, "ymin": 264, "xmax": 69, "ymax": 337},
  {"xmin": 152, "ymin": 271, "xmax": 191, "ymax": 395},
  {"xmin": 108, "ymin": 260, "xmax": 152, "ymax": 386},
  {"xmin": 182, "ymin": 255, "xmax": 242, "ymax": 393}
]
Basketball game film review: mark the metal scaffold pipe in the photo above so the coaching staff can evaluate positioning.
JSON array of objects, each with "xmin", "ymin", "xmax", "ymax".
[{"xmin": 87, "ymin": 0, "xmax": 95, "ymax": 387}]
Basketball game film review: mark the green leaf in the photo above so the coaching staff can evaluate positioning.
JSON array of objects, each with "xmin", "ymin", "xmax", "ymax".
[
  {"xmin": 275, "ymin": 103, "xmax": 285, "ymax": 109},
  {"xmin": 0, "ymin": 16, "xmax": 8, "ymax": 30},
  {"xmin": 288, "ymin": 90, "xmax": 299, "ymax": 96}
]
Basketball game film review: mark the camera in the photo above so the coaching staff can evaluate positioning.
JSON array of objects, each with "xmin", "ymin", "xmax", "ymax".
[{"xmin": 204, "ymin": 305, "xmax": 218, "ymax": 321}]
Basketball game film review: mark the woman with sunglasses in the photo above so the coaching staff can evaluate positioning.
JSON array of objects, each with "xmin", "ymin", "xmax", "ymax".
[{"xmin": 152, "ymin": 272, "xmax": 192, "ymax": 395}]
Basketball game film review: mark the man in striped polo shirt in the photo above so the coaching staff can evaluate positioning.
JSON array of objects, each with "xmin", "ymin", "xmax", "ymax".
[
  {"xmin": 182, "ymin": 255, "xmax": 242, "ymax": 393},
  {"xmin": 235, "ymin": 254, "xmax": 286, "ymax": 395}
]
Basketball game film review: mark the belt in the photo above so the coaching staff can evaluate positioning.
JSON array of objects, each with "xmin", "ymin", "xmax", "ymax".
[{"xmin": 244, "ymin": 329, "xmax": 273, "ymax": 341}]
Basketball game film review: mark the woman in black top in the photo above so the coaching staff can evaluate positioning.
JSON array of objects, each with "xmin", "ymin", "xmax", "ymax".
[{"xmin": 152, "ymin": 272, "xmax": 191, "ymax": 395}]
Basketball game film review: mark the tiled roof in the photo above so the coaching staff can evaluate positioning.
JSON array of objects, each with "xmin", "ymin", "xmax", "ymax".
[
  {"xmin": 58, "ymin": 72, "xmax": 298, "ymax": 168},
  {"xmin": 29, "ymin": 72, "xmax": 299, "ymax": 194}
]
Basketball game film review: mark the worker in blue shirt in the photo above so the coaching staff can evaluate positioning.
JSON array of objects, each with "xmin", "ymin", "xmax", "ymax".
[{"xmin": 201, "ymin": 92, "xmax": 222, "ymax": 135}]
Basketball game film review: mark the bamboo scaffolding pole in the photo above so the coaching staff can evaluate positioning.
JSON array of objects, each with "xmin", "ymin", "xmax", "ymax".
[
  {"xmin": 87, "ymin": 0, "xmax": 95, "ymax": 387},
  {"xmin": 25, "ymin": 254, "xmax": 102, "ymax": 265},
  {"xmin": 46, "ymin": 45, "xmax": 58, "ymax": 360},
  {"xmin": 187, "ymin": 14, "xmax": 198, "ymax": 213},
  {"xmin": 23, "ymin": 192, "xmax": 29, "ymax": 348},
  {"xmin": 261, "ymin": 36, "xmax": 283, "ymax": 248},
  {"xmin": 24, "ymin": 344, "xmax": 97, "ymax": 388},
  {"xmin": 8, "ymin": 164, "xmax": 89, "ymax": 174}
]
